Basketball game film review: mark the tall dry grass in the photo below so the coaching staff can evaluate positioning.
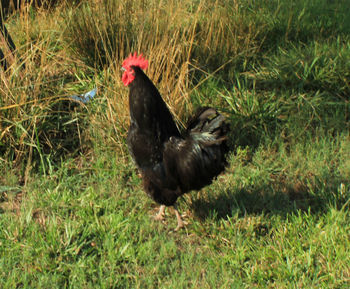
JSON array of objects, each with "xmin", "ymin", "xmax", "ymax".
[
  {"xmin": 62, "ymin": 0, "xmax": 262, "ymax": 158},
  {"xmin": 1, "ymin": 0, "xmax": 349, "ymax": 171},
  {"xmin": 1, "ymin": 3, "xmax": 93, "ymax": 173}
]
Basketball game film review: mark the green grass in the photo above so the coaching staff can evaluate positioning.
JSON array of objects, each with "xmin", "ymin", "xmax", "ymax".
[
  {"xmin": 1, "ymin": 0, "xmax": 350, "ymax": 288},
  {"xmin": 1, "ymin": 136, "xmax": 349, "ymax": 288}
]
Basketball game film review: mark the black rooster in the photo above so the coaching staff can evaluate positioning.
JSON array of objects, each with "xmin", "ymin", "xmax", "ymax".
[{"xmin": 122, "ymin": 53, "xmax": 229, "ymax": 230}]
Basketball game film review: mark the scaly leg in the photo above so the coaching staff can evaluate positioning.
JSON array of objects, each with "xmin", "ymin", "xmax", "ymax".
[
  {"xmin": 154, "ymin": 205, "xmax": 166, "ymax": 221},
  {"xmin": 173, "ymin": 204, "xmax": 185, "ymax": 231}
]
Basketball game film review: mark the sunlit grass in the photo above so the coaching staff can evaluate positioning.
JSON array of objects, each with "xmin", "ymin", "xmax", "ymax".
[
  {"xmin": 0, "ymin": 0, "xmax": 349, "ymax": 287},
  {"xmin": 1, "ymin": 134, "xmax": 349, "ymax": 288}
]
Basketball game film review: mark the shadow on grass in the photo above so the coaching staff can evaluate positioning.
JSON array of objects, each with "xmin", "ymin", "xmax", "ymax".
[{"xmin": 190, "ymin": 176, "xmax": 349, "ymax": 221}]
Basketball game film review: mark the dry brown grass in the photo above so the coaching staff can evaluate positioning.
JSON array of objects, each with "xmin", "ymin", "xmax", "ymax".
[
  {"xmin": 1, "ymin": 3, "xmax": 91, "ymax": 166},
  {"xmin": 64, "ymin": 0, "xmax": 261, "ymax": 124}
]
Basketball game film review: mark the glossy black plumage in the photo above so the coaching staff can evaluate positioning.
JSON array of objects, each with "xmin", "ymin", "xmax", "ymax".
[{"xmin": 126, "ymin": 65, "xmax": 228, "ymax": 207}]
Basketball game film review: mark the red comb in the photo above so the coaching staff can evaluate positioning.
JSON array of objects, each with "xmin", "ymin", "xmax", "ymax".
[{"xmin": 122, "ymin": 52, "xmax": 149, "ymax": 71}]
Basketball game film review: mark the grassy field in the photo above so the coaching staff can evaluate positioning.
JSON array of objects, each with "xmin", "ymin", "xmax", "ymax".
[{"xmin": 1, "ymin": 0, "xmax": 349, "ymax": 288}]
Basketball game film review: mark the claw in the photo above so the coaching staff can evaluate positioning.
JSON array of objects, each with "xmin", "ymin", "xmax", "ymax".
[
  {"xmin": 173, "ymin": 204, "xmax": 186, "ymax": 231},
  {"xmin": 154, "ymin": 205, "xmax": 166, "ymax": 221},
  {"xmin": 154, "ymin": 204, "xmax": 187, "ymax": 231}
]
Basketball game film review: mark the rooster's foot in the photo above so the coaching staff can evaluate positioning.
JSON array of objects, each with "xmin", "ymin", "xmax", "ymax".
[
  {"xmin": 173, "ymin": 205, "xmax": 187, "ymax": 231},
  {"xmin": 154, "ymin": 205, "xmax": 166, "ymax": 221}
]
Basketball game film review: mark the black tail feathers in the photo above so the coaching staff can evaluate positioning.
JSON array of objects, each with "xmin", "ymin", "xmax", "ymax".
[
  {"xmin": 186, "ymin": 106, "xmax": 229, "ymax": 147},
  {"xmin": 163, "ymin": 107, "xmax": 229, "ymax": 193}
]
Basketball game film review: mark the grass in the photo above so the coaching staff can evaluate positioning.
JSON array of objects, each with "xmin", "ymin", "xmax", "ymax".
[
  {"xmin": 1, "ymin": 138, "xmax": 349, "ymax": 288},
  {"xmin": 1, "ymin": 0, "xmax": 350, "ymax": 288}
]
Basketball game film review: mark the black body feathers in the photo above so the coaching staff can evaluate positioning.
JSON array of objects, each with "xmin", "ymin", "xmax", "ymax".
[{"xmin": 127, "ymin": 66, "xmax": 228, "ymax": 206}]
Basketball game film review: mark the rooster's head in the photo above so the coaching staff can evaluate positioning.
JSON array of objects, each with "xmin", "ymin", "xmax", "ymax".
[{"xmin": 122, "ymin": 52, "xmax": 149, "ymax": 86}]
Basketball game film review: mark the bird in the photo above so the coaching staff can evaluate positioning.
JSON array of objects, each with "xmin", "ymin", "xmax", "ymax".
[{"xmin": 121, "ymin": 52, "xmax": 229, "ymax": 231}]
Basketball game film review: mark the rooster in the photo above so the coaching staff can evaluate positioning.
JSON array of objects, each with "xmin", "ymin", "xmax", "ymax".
[{"xmin": 122, "ymin": 53, "xmax": 229, "ymax": 230}]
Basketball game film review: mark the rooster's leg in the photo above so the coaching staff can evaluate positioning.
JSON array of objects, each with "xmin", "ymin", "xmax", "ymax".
[
  {"xmin": 154, "ymin": 205, "xmax": 166, "ymax": 221},
  {"xmin": 173, "ymin": 204, "xmax": 185, "ymax": 231}
]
